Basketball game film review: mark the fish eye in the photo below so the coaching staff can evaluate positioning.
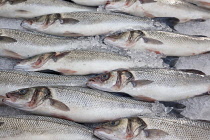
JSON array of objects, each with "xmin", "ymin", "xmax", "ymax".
[
  {"xmin": 100, "ymin": 73, "xmax": 110, "ymax": 81},
  {"xmin": 18, "ymin": 89, "xmax": 28, "ymax": 95},
  {"xmin": 109, "ymin": 120, "xmax": 120, "ymax": 126}
]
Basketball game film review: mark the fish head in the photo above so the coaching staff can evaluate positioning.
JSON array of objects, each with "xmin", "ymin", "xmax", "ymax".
[
  {"xmin": 21, "ymin": 13, "xmax": 61, "ymax": 30},
  {"xmin": 87, "ymin": 70, "xmax": 134, "ymax": 92},
  {"xmin": 14, "ymin": 52, "xmax": 55, "ymax": 71},
  {"xmin": 3, "ymin": 87, "xmax": 51, "ymax": 111},
  {"xmin": 94, "ymin": 117, "xmax": 146, "ymax": 140},
  {"xmin": 104, "ymin": 31, "xmax": 144, "ymax": 49}
]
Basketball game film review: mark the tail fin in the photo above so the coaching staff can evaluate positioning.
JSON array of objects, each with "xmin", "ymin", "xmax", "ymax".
[
  {"xmin": 162, "ymin": 56, "xmax": 179, "ymax": 68},
  {"xmin": 153, "ymin": 17, "xmax": 180, "ymax": 31}
]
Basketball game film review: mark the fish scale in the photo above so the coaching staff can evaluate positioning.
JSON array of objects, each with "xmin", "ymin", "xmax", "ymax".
[{"xmin": 0, "ymin": 115, "xmax": 98, "ymax": 140}]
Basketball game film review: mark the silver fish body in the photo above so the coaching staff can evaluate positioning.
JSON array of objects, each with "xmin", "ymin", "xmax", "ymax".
[
  {"xmin": 104, "ymin": 30, "xmax": 210, "ymax": 56},
  {"xmin": 72, "ymin": 0, "xmax": 109, "ymax": 6},
  {"xmin": 0, "ymin": 115, "xmax": 98, "ymax": 140},
  {"xmin": 104, "ymin": 0, "xmax": 210, "ymax": 22},
  {"xmin": 0, "ymin": 28, "xmax": 97, "ymax": 59},
  {"xmin": 14, "ymin": 50, "xmax": 158, "ymax": 75},
  {"xmin": 3, "ymin": 86, "xmax": 172, "ymax": 123},
  {"xmin": 0, "ymin": 70, "xmax": 90, "ymax": 96},
  {"xmin": 87, "ymin": 68, "xmax": 210, "ymax": 101},
  {"xmin": 0, "ymin": 18, "xmax": 24, "ymax": 30},
  {"xmin": 94, "ymin": 117, "xmax": 210, "ymax": 140},
  {"xmin": 21, "ymin": 11, "xmax": 174, "ymax": 37},
  {"xmin": 175, "ymin": 19, "xmax": 210, "ymax": 37},
  {"xmin": 0, "ymin": 0, "xmax": 95, "ymax": 18}
]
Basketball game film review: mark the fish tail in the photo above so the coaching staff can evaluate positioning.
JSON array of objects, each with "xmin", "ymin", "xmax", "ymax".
[
  {"xmin": 153, "ymin": 17, "xmax": 180, "ymax": 31},
  {"xmin": 162, "ymin": 56, "xmax": 179, "ymax": 68}
]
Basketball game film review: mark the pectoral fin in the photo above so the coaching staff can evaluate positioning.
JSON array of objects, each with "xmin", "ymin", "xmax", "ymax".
[
  {"xmin": 139, "ymin": 0, "xmax": 157, "ymax": 4},
  {"xmin": 131, "ymin": 80, "xmax": 153, "ymax": 87},
  {"xmin": 144, "ymin": 129, "xmax": 169, "ymax": 138},
  {"xmin": 49, "ymin": 98, "xmax": 70, "ymax": 111},
  {"xmin": 142, "ymin": 37, "xmax": 163, "ymax": 45},
  {"xmin": 60, "ymin": 18, "xmax": 79, "ymax": 24},
  {"xmin": 0, "ymin": 36, "xmax": 17, "ymax": 43}
]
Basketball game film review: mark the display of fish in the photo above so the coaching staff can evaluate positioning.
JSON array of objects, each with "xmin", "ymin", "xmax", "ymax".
[
  {"xmin": 94, "ymin": 117, "xmax": 210, "ymax": 140},
  {"xmin": 104, "ymin": 30, "xmax": 210, "ymax": 56},
  {"xmin": 0, "ymin": 70, "xmax": 90, "ymax": 97},
  {"xmin": 72, "ymin": 0, "xmax": 109, "ymax": 6},
  {"xmin": 2, "ymin": 86, "xmax": 177, "ymax": 123},
  {"xmin": 175, "ymin": 19, "xmax": 210, "ymax": 37},
  {"xmin": 0, "ymin": 115, "xmax": 99, "ymax": 140},
  {"xmin": 104, "ymin": 0, "xmax": 210, "ymax": 23},
  {"xmin": 87, "ymin": 68, "xmax": 210, "ymax": 101},
  {"xmin": 184, "ymin": 0, "xmax": 210, "ymax": 9},
  {"xmin": 14, "ymin": 50, "xmax": 165, "ymax": 75},
  {"xmin": 0, "ymin": 28, "xmax": 99, "ymax": 59},
  {"xmin": 0, "ymin": 0, "xmax": 95, "ymax": 18},
  {"xmin": 175, "ymin": 53, "xmax": 210, "ymax": 75},
  {"xmin": 21, "ymin": 11, "xmax": 177, "ymax": 37}
]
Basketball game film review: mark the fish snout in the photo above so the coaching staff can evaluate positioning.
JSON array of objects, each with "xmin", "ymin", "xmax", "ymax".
[
  {"xmin": 4, "ymin": 92, "xmax": 19, "ymax": 102},
  {"xmin": 21, "ymin": 20, "xmax": 33, "ymax": 28}
]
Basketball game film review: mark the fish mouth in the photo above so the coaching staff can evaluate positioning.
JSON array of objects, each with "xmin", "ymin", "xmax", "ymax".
[{"xmin": 21, "ymin": 20, "xmax": 33, "ymax": 29}]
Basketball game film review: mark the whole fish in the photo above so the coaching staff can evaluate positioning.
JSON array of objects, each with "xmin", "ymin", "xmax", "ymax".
[
  {"xmin": 184, "ymin": 0, "xmax": 210, "ymax": 9},
  {"xmin": 72, "ymin": 0, "xmax": 109, "ymax": 6},
  {"xmin": 0, "ymin": 70, "xmax": 90, "ymax": 97},
  {"xmin": 104, "ymin": 0, "xmax": 210, "ymax": 22},
  {"xmin": 14, "ymin": 50, "xmax": 165, "ymax": 75},
  {"xmin": 0, "ymin": 115, "xmax": 98, "ymax": 140},
  {"xmin": 2, "ymin": 86, "xmax": 177, "ymax": 123},
  {"xmin": 0, "ymin": 28, "xmax": 99, "ymax": 59},
  {"xmin": 175, "ymin": 19, "xmax": 210, "ymax": 37},
  {"xmin": 104, "ymin": 30, "xmax": 210, "ymax": 56},
  {"xmin": 175, "ymin": 53, "xmax": 210, "ymax": 75},
  {"xmin": 21, "ymin": 11, "xmax": 176, "ymax": 37},
  {"xmin": 87, "ymin": 68, "xmax": 210, "ymax": 101},
  {"xmin": 94, "ymin": 117, "xmax": 210, "ymax": 140},
  {"xmin": 0, "ymin": 0, "xmax": 95, "ymax": 18}
]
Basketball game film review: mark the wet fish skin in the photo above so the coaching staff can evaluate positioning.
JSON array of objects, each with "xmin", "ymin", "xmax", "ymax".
[
  {"xmin": 0, "ymin": 0, "xmax": 95, "ymax": 18},
  {"xmin": 0, "ymin": 115, "xmax": 99, "ymax": 140},
  {"xmin": 104, "ymin": 0, "xmax": 210, "ymax": 22},
  {"xmin": 0, "ymin": 28, "xmax": 97, "ymax": 59},
  {"xmin": 0, "ymin": 70, "xmax": 90, "ymax": 97},
  {"xmin": 104, "ymin": 30, "xmax": 210, "ymax": 56},
  {"xmin": 72, "ymin": 0, "xmax": 109, "ymax": 6},
  {"xmin": 21, "ymin": 11, "xmax": 174, "ymax": 37},
  {"xmin": 87, "ymin": 68, "xmax": 210, "ymax": 101},
  {"xmin": 3, "ymin": 86, "xmax": 173, "ymax": 123},
  {"xmin": 94, "ymin": 117, "xmax": 210, "ymax": 140},
  {"xmin": 14, "ymin": 50, "xmax": 155, "ymax": 75}
]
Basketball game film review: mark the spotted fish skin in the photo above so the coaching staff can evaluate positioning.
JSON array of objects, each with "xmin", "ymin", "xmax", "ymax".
[
  {"xmin": 0, "ymin": 115, "xmax": 99, "ymax": 140},
  {"xmin": 0, "ymin": 0, "xmax": 95, "ymax": 18},
  {"xmin": 21, "ymin": 11, "xmax": 174, "ymax": 37}
]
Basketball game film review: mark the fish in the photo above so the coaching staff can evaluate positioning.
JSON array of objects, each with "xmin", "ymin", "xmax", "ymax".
[
  {"xmin": 104, "ymin": 30, "xmax": 210, "ymax": 56},
  {"xmin": 104, "ymin": 0, "xmax": 210, "ymax": 23},
  {"xmin": 94, "ymin": 116, "xmax": 210, "ymax": 140},
  {"xmin": 72, "ymin": 0, "xmax": 109, "ymax": 6},
  {"xmin": 184, "ymin": 0, "xmax": 210, "ymax": 9},
  {"xmin": 0, "ymin": 28, "xmax": 101, "ymax": 59},
  {"xmin": 14, "ymin": 50, "xmax": 166, "ymax": 75},
  {"xmin": 175, "ymin": 53, "xmax": 210, "ymax": 76},
  {"xmin": 175, "ymin": 19, "xmax": 210, "ymax": 37},
  {"xmin": 21, "ymin": 11, "xmax": 177, "ymax": 37},
  {"xmin": 0, "ymin": 70, "xmax": 90, "ymax": 97},
  {"xmin": 0, "ymin": 0, "xmax": 95, "ymax": 18},
  {"xmin": 0, "ymin": 115, "xmax": 99, "ymax": 140},
  {"xmin": 87, "ymin": 68, "xmax": 210, "ymax": 101},
  {"xmin": 2, "ymin": 86, "xmax": 180, "ymax": 123}
]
